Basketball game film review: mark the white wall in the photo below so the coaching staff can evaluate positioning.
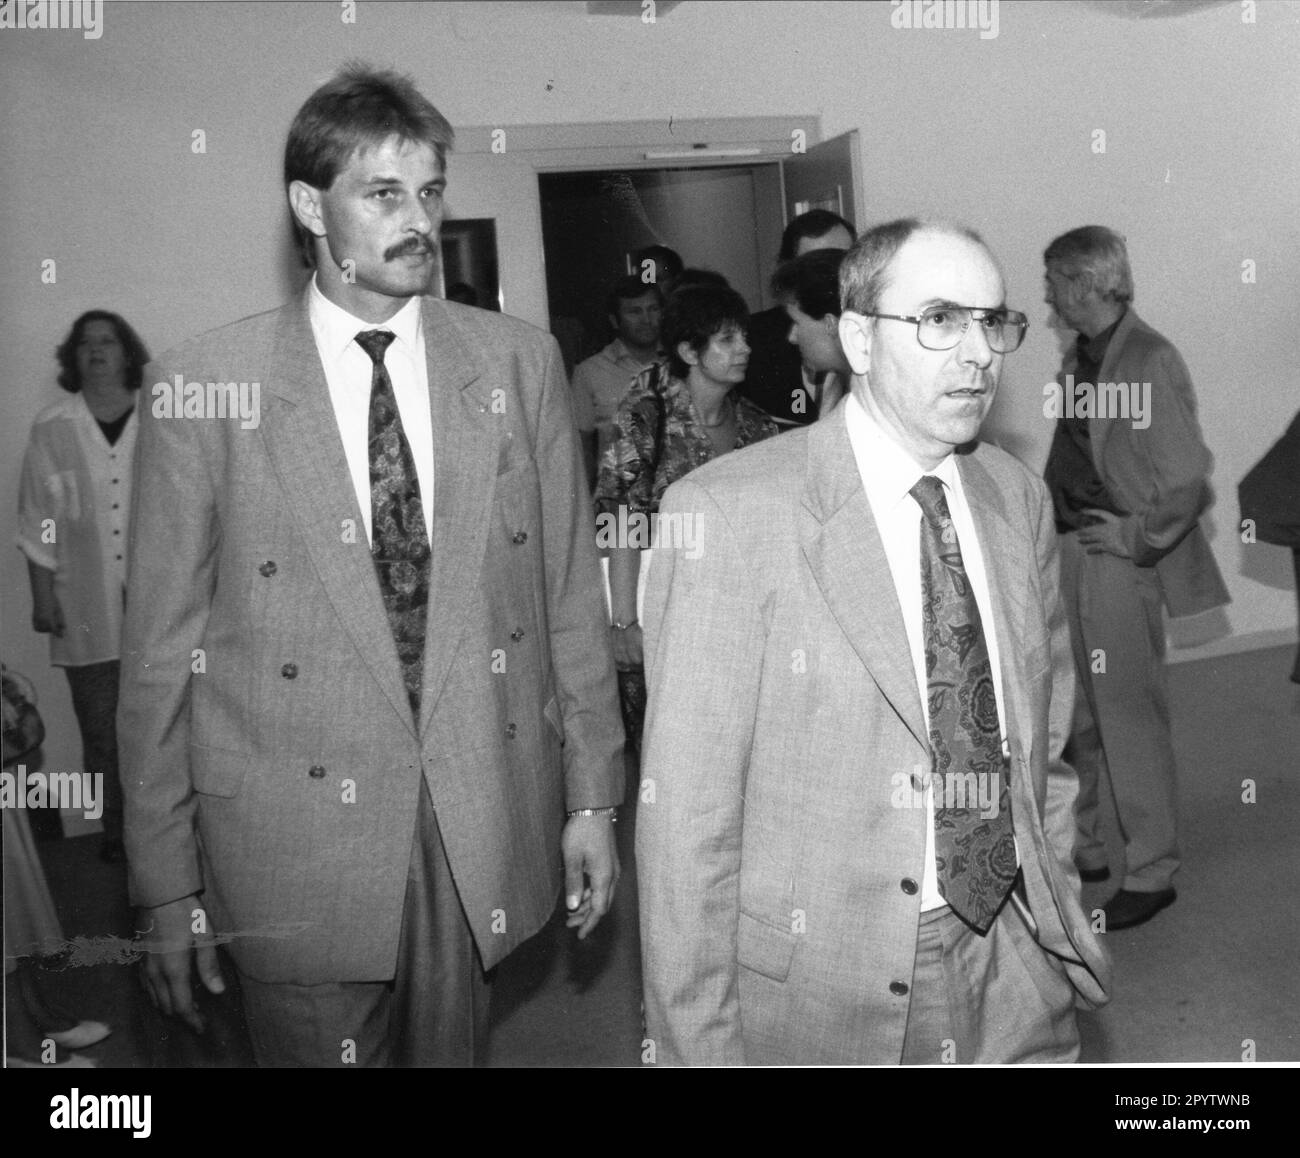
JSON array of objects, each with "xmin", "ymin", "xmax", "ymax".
[
  {"xmin": 3, "ymin": 1, "xmax": 1297, "ymax": 817},
  {"xmin": 445, "ymin": 151, "xmax": 547, "ymax": 324}
]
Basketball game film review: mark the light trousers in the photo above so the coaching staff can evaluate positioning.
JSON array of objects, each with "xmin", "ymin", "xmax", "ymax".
[{"xmin": 1058, "ymin": 531, "xmax": 1180, "ymax": 893}]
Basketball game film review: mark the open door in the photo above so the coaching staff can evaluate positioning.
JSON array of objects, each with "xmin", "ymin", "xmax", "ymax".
[{"xmin": 780, "ymin": 128, "xmax": 865, "ymax": 230}]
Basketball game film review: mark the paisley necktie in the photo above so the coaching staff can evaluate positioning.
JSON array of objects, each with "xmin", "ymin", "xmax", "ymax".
[
  {"xmin": 910, "ymin": 474, "xmax": 1017, "ymax": 932},
  {"xmin": 357, "ymin": 329, "xmax": 430, "ymax": 719}
]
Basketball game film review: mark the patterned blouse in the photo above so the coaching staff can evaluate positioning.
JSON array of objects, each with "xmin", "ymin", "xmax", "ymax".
[{"xmin": 595, "ymin": 363, "xmax": 781, "ymax": 519}]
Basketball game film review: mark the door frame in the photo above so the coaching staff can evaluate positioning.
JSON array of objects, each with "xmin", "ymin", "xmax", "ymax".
[{"xmin": 451, "ymin": 116, "xmax": 835, "ymax": 324}]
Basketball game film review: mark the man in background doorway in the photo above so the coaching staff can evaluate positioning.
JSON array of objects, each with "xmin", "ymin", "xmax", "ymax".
[
  {"xmin": 742, "ymin": 209, "xmax": 855, "ymax": 428},
  {"xmin": 572, "ymin": 277, "xmax": 664, "ymax": 489},
  {"xmin": 633, "ymin": 245, "xmax": 683, "ymax": 301}
]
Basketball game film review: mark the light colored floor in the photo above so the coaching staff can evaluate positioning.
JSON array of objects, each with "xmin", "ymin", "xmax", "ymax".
[
  {"xmin": 1075, "ymin": 644, "xmax": 1300, "ymax": 1064},
  {"xmin": 19, "ymin": 646, "xmax": 1299, "ymax": 1066},
  {"xmin": 487, "ymin": 644, "xmax": 1300, "ymax": 1066}
]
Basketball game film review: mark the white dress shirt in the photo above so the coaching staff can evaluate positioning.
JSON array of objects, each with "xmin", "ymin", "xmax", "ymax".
[
  {"xmin": 843, "ymin": 393, "xmax": 1013, "ymax": 911},
  {"xmin": 307, "ymin": 276, "xmax": 433, "ymax": 545}
]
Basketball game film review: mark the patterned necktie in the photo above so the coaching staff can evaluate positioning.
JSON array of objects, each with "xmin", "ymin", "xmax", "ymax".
[
  {"xmin": 910, "ymin": 475, "xmax": 1016, "ymax": 933},
  {"xmin": 356, "ymin": 329, "xmax": 430, "ymax": 719}
]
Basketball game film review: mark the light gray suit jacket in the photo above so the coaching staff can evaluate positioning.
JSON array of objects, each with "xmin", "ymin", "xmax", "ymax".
[
  {"xmin": 637, "ymin": 412, "xmax": 1111, "ymax": 1065},
  {"xmin": 119, "ymin": 290, "xmax": 624, "ymax": 983},
  {"xmin": 1059, "ymin": 307, "xmax": 1229, "ymax": 616}
]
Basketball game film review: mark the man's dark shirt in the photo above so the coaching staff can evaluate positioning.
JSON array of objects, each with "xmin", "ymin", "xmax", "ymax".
[
  {"xmin": 1045, "ymin": 312, "xmax": 1126, "ymax": 533},
  {"xmin": 739, "ymin": 306, "xmax": 817, "ymax": 427}
]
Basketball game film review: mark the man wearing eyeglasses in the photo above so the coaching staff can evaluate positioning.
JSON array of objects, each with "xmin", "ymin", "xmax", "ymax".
[
  {"xmin": 637, "ymin": 218, "xmax": 1111, "ymax": 1065},
  {"xmin": 1043, "ymin": 226, "xmax": 1229, "ymax": 931}
]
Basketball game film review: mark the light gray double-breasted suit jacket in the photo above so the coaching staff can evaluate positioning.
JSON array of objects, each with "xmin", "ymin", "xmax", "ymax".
[
  {"xmin": 637, "ymin": 411, "xmax": 1112, "ymax": 1065},
  {"xmin": 119, "ymin": 289, "xmax": 624, "ymax": 984}
]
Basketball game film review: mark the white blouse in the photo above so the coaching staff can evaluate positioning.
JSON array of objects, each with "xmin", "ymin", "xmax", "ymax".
[{"xmin": 17, "ymin": 392, "xmax": 136, "ymax": 667}]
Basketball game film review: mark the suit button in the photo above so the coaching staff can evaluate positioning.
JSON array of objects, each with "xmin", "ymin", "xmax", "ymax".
[
  {"xmin": 281, "ymin": 663, "xmax": 298, "ymax": 679},
  {"xmin": 889, "ymin": 981, "xmax": 909, "ymax": 996},
  {"xmin": 900, "ymin": 878, "xmax": 918, "ymax": 895},
  {"xmin": 259, "ymin": 561, "xmax": 277, "ymax": 577},
  {"xmin": 504, "ymin": 723, "xmax": 517, "ymax": 739},
  {"xmin": 512, "ymin": 531, "xmax": 527, "ymax": 545},
  {"xmin": 308, "ymin": 765, "xmax": 326, "ymax": 779},
  {"xmin": 510, "ymin": 629, "xmax": 524, "ymax": 642}
]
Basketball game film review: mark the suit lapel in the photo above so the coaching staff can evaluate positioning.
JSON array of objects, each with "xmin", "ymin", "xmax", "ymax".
[
  {"xmin": 259, "ymin": 291, "xmax": 415, "ymax": 731},
  {"xmin": 416, "ymin": 298, "xmax": 498, "ymax": 733},
  {"xmin": 957, "ymin": 451, "xmax": 1030, "ymax": 664},
  {"xmin": 1087, "ymin": 306, "xmax": 1140, "ymax": 466},
  {"xmin": 801, "ymin": 417, "xmax": 929, "ymax": 752}
]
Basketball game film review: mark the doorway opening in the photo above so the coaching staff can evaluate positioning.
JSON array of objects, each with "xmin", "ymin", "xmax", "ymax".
[{"xmin": 538, "ymin": 163, "xmax": 781, "ymax": 372}]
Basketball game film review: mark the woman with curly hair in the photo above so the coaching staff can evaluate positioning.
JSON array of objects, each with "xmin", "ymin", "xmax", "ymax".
[
  {"xmin": 595, "ymin": 283, "xmax": 779, "ymax": 747},
  {"xmin": 17, "ymin": 310, "xmax": 150, "ymax": 862}
]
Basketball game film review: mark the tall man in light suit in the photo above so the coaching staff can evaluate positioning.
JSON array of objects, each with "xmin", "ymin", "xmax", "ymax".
[
  {"xmin": 638, "ymin": 220, "xmax": 1111, "ymax": 1065},
  {"xmin": 119, "ymin": 66, "xmax": 624, "ymax": 1066},
  {"xmin": 1043, "ymin": 226, "xmax": 1228, "ymax": 930}
]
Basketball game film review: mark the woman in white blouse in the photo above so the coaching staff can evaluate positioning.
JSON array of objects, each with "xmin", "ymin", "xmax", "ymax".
[{"xmin": 18, "ymin": 311, "xmax": 150, "ymax": 863}]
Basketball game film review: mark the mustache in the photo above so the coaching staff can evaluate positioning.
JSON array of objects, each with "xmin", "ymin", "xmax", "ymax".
[{"xmin": 385, "ymin": 236, "xmax": 436, "ymax": 261}]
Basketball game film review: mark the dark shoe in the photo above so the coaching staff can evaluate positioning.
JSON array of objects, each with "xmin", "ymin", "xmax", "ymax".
[
  {"xmin": 99, "ymin": 838, "xmax": 126, "ymax": 864},
  {"xmin": 1103, "ymin": 887, "xmax": 1176, "ymax": 931},
  {"xmin": 1078, "ymin": 864, "xmax": 1111, "ymax": 884}
]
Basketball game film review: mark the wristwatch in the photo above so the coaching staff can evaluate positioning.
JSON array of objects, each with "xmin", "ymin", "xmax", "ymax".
[{"xmin": 567, "ymin": 806, "xmax": 618, "ymax": 823}]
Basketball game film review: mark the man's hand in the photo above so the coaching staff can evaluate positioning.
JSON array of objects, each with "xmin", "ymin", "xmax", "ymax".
[
  {"xmin": 561, "ymin": 814, "xmax": 621, "ymax": 940},
  {"xmin": 611, "ymin": 623, "xmax": 644, "ymax": 670},
  {"xmin": 135, "ymin": 895, "xmax": 226, "ymax": 1033},
  {"xmin": 1077, "ymin": 509, "xmax": 1132, "ymax": 558},
  {"xmin": 28, "ymin": 562, "xmax": 65, "ymax": 637},
  {"xmin": 32, "ymin": 594, "xmax": 65, "ymax": 637}
]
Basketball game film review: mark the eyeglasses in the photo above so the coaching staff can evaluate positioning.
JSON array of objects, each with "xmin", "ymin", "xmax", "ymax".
[{"xmin": 863, "ymin": 306, "xmax": 1029, "ymax": 354}]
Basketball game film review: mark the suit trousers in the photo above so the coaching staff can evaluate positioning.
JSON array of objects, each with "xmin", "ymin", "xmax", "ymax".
[
  {"xmin": 900, "ymin": 899, "xmax": 1080, "ymax": 1064},
  {"xmin": 63, "ymin": 660, "xmax": 124, "ymax": 844},
  {"xmin": 237, "ymin": 778, "xmax": 492, "ymax": 1067},
  {"xmin": 1058, "ymin": 531, "xmax": 1180, "ymax": 892}
]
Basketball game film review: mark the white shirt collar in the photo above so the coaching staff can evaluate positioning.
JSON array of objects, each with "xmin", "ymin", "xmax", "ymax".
[
  {"xmin": 308, "ymin": 275, "xmax": 424, "ymax": 364},
  {"xmin": 608, "ymin": 337, "xmax": 662, "ymax": 366},
  {"xmin": 844, "ymin": 391, "xmax": 958, "ymax": 508}
]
